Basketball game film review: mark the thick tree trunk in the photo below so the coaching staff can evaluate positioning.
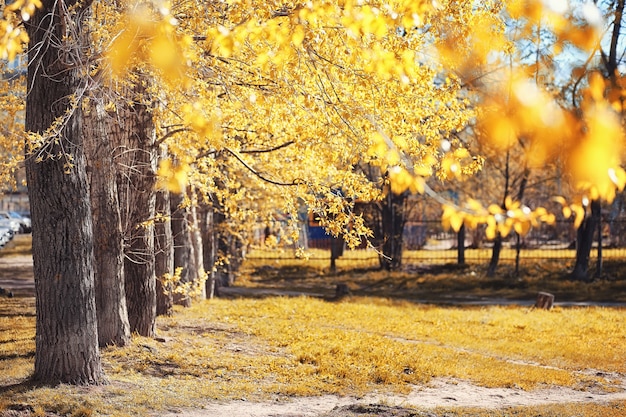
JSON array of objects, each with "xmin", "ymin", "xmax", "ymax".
[
  {"xmin": 116, "ymin": 82, "xmax": 157, "ymax": 337},
  {"xmin": 571, "ymin": 200, "xmax": 601, "ymax": 282},
  {"xmin": 170, "ymin": 191, "xmax": 192, "ymax": 306},
  {"xmin": 25, "ymin": 0, "xmax": 104, "ymax": 384},
  {"xmin": 84, "ymin": 100, "xmax": 130, "ymax": 347},
  {"xmin": 155, "ymin": 188, "xmax": 174, "ymax": 315}
]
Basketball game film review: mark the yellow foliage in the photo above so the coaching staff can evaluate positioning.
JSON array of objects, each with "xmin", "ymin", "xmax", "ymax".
[{"xmin": 156, "ymin": 158, "xmax": 189, "ymax": 194}]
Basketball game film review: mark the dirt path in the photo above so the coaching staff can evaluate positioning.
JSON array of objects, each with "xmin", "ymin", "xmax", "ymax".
[{"xmin": 159, "ymin": 376, "xmax": 626, "ymax": 416}]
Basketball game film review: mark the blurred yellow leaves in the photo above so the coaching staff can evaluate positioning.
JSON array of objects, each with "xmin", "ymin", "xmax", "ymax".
[
  {"xmin": 443, "ymin": 196, "xmax": 555, "ymax": 241},
  {"xmin": 0, "ymin": 0, "xmax": 39, "ymax": 60},
  {"xmin": 388, "ymin": 165, "xmax": 424, "ymax": 195},
  {"xmin": 156, "ymin": 158, "xmax": 189, "ymax": 194},
  {"xmin": 107, "ymin": 1, "xmax": 190, "ymax": 85},
  {"xmin": 94, "ymin": 0, "xmax": 626, "ymax": 243}
]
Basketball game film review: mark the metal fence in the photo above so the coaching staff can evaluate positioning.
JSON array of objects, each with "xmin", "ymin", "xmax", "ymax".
[{"xmin": 247, "ymin": 219, "xmax": 626, "ymax": 268}]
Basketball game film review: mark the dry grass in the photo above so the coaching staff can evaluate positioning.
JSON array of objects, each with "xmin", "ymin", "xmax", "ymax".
[
  {"xmin": 241, "ymin": 249, "xmax": 626, "ymax": 303},
  {"xmin": 1, "ymin": 296, "xmax": 625, "ymax": 416},
  {"xmin": 1, "ymin": 239, "xmax": 626, "ymax": 416}
]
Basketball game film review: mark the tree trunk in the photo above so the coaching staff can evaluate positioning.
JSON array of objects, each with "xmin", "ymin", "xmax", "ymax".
[
  {"xmin": 457, "ymin": 224, "xmax": 466, "ymax": 265},
  {"xmin": 84, "ymin": 99, "xmax": 130, "ymax": 347},
  {"xmin": 116, "ymin": 82, "xmax": 157, "ymax": 337},
  {"xmin": 155, "ymin": 188, "xmax": 174, "ymax": 315},
  {"xmin": 514, "ymin": 232, "xmax": 522, "ymax": 277},
  {"xmin": 487, "ymin": 232, "xmax": 502, "ymax": 277},
  {"xmin": 189, "ymin": 188, "xmax": 206, "ymax": 299},
  {"xmin": 330, "ymin": 235, "xmax": 345, "ymax": 273},
  {"xmin": 199, "ymin": 203, "xmax": 217, "ymax": 298},
  {"xmin": 571, "ymin": 200, "xmax": 601, "ymax": 282},
  {"xmin": 25, "ymin": 0, "xmax": 104, "ymax": 384},
  {"xmin": 379, "ymin": 190, "xmax": 407, "ymax": 271},
  {"xmin": 170, "ymin": 190, "xmax": 192, "ymax": 306}
]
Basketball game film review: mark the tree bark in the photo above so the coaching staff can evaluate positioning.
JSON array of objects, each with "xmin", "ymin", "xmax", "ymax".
[
  {"xmin": 170, "ymin": 190, "xmax": 192, "ymax": 306},
  {"xmin": 84, "ymin": 99, "xmax": 130, "ymax": 347},
  {"xmin": 116, "ymin": 82, "xmax": 157, "ymax": 337},
  {"xmin": 25, "ymin": 0, "xmax": 104, "ymax": 384},
  {"xmin": 487, "ymin": 232, "xmax": 502, "ymax": 277},
  {"xmin": 199, "ymin": 203, "xmax": 217, "ymax": 298},
  {"xmin": 379, "ymin": 190, "xmax": 407, "ymax": 271},
  {"xmin": 571, "ymin": 200, "xmax": 601, "ymax": 282},
  {"xmin": 330, "ymin": 235, "xmax": 345, "ymax": 273},
  {"xmin": 188, "ymin": 188, "xmax": 206, "ymax": 299},
  {"xmin": 457, "ymin": 224, "xmax": 466, "ymax": 265},
  {"xmin": 155, "ymin": 188, "xmax": 174, "ymax": 315}
]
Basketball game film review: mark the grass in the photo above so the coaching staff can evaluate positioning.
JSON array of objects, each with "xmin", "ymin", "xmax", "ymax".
[
  {"xmin": 1, "ymin": 237, "xmax": 626, "ymax": 416},
  {"xmin": 242, "ymin": 248, "xmax": 626, "ymax": 303},
  {"xmin": 1, "ymin": 297, "xmax": 625, "ymax": 416}
]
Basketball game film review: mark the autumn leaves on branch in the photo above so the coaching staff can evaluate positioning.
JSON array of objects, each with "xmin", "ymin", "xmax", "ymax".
[{"xmin": 3, "ymin": 0, "xmax": 626, "ymax": 244}]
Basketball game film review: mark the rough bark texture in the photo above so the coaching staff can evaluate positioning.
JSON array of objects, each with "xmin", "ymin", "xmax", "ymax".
[
  {"xmin": 85, "ymin": 101, "xmax": 131, "ymax": 347},
  {"xmin": 116, "ymin": 83, "xmax": 157, "ymax": 337},
  {"xmin": 155, "ymin": 188, "xmax": 174, "ymax": 315},
  {"xmin": 25, "ymin": 0, "xmax": 104, "ymax": 384}
]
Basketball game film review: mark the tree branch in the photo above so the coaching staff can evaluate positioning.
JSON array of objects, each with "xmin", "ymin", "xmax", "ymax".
[
  {"xmin": 224, "ymin": 147, "xmax": 302, "ymax": 186},
  {"xmin": 240, "ymin": 140, "xmax": 295, "ymax": 154}
]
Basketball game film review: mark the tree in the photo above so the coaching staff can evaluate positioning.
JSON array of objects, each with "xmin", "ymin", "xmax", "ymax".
[
  {"xmin": 154, "ymin": 186, "xmax": 174, "ymax": 315},
  {"xmin": 24, "ymin": 0, "xmax": 104, "ymax": 384},
  {"xmin": 567, "ymin": 0, "xmax": 626, "ymax": 280},
  {"xmin": 84, "ymin": 95, "xmax": 131, "ymax": 347},
  {"xmin": 116, "ymin": 81, "xmax": 158, "ymax": 337}
]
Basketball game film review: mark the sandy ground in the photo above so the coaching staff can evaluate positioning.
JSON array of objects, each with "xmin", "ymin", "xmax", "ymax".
[{"xmin": 159, "ymin": 376, "xmax": 626, "ymax": 416}]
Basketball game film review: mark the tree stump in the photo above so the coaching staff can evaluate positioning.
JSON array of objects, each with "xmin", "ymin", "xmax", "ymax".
[{"xmin": 535, "ymin": 292, "xmax": 554, "ymax": 310}]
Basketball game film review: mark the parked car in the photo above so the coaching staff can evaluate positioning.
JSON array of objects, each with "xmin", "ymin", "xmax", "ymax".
[
  {"xmin": 0, "ymin": 225, "xmax": 12, "ymax": 247},
  {"xmin": 0, "ymin": 212, "xmax": 21, "ymax": 233},
  {"xmin": 8, "ymin": 211, "xmax": 31, "ymax": 233}
]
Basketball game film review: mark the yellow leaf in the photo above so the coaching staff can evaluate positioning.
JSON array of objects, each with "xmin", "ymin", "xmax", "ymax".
[
  {"xmin": 388, "ymin": 166, "xmax": 413, "ymax": 194},
  {"xmin": 514, "ymin": 220, "xmax": 531, "ymax": 236},
  {"xmin": 562, "ymin": 206, "xmax": 572, "ymax": 218},
  {"xmin": 552, "ymin": 196, "xmax": 567, "ymax": 206},
  {"xmin": 571, "ymin": 204, "xmax": 585, "ymax": 229},
  {"xmin": 450, "ymin": 212, "xmax": 464, "ymax": 232},
  {"xmin": 488, "ymin": 204, "xmax": 503, "ymax": 215},
  {"xmin": 588, "ymin": 71, "xmax": 605, "ymax": 102}
]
